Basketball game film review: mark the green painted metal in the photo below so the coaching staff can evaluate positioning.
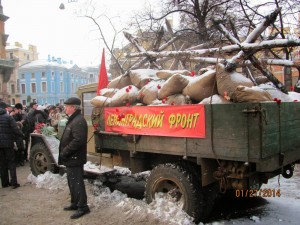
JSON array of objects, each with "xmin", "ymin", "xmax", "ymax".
[{"xmin": 96, "ymin": 102, "xmax": 300, "ymax": 170}]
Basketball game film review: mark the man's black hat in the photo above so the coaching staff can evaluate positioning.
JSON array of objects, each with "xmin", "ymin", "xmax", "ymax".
[
  {"xmin": 15, "ymin": 103, "xmax": 23, "ymax": 110},
  {"xmin": 64, "ymin": 97, "xmax": 81, "ymax": 105}
]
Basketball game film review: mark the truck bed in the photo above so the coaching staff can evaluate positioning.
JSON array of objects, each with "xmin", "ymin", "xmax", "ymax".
[{"xmin": 97, "ymin": 102, "xmax": 300, "ymax": 172}]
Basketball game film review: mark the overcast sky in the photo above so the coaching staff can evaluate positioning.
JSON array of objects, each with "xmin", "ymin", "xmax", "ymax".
[{"xmin": 2, "ymin": 0, "xmax": 153, "ymax": 67}]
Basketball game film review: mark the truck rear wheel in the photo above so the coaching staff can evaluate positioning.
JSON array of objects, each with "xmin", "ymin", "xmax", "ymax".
[
  {"xmin": 30, "ymin": 143, "xmax": 59, "ymax": 176},
  {"xmin": 145, "ymin": 163, "xmax": 204, "ymax": 223}
]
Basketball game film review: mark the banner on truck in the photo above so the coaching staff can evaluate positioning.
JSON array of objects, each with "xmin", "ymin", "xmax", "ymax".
[{"xmin": 104, "ymin": 105, "xmax": 206, "ymax": 138}]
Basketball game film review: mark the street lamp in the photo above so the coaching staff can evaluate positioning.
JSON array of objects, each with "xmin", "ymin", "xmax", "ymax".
[{"xmin": 59, "ymin": 0, "xmax": 78, "ymax": 10}]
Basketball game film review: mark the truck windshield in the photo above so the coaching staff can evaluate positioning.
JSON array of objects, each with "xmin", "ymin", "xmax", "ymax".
[{"xmin": 82, "ymin": 91, "xmax": 96, "ymax": 117}]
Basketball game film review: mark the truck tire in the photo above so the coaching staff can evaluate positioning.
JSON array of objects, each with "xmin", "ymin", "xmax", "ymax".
[
  {"xmin": 145, "ymin": 163, "xmax": 204, "ymax": 223},
  {"xmin": 178, "ymin": 160, "xmax": 219, "ymax": 220},
  {"xmin": 30, "ymin": 143, "xmax": 59, "ymax": 176}
]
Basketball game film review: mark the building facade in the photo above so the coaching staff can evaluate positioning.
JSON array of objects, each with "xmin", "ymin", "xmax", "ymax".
[
  {"xmin": 5, "ymin": 42, "xmax": 38, "ymax": 105},
  {"xmin": 18, "ymin": 56, "xmax": 98, "ymax": 106},
  {"xmin": 0, "ymin": 1, "xmax": 14, "ymax": 103}
]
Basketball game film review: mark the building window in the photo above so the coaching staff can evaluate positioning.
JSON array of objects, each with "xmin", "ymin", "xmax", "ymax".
[
  {"xmin": 60, "ymin": 82, "xmax": 64, "ymax": 92},
  {"xmin": 51, "ymin": 81, "xmax": 55, "ymax": 92},
  {"xmin": 9, "ymin": 53, "xmax": 13, "ymax": 59},
  {"xmin": 21, "ymin": 74, "xmax": 25, "ymax": 79},
  {"xmin": 21, "ymin": 84, "xmax": 26, "ymax": 94},
  {"xmin": 17, "ymin": 79, "xmax": 20, "ymax": 92},
  {"xmin": 51, "ymin": 71, "xmax": 55, "ymax": 79},
  {"xmin": 89, "ymin": 73, "xmax": 94, "ymax": 79},
  {"xmin": 31, "ymin": 73, "xmax": 35, "ymax": 79},
  {"xmin": 11, "ymin": 84, "xmax": 15, "ymax": 94},
  {"xmin": 31, "ymin": 83, "xmax": 37, "ymax": 93},
  {"xmin": 71, "ymin": 73, "xmax": 74, "ymax": 78},
  {"xmin": 60, "ymin": 72, "xmax": 63, "ymax": 80},
  {"xmin": 42, "ymin": 72, "xmax": 46, "ymax": 78},
  {"xmin": 41, "ymin": 82, "xmax": 47, "ymax": 93}
]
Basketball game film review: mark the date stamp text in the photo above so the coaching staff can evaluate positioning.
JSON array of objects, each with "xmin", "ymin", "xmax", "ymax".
[{"xmin": 235, "ymin": 189, "xmax": 281, "ymax": 198}]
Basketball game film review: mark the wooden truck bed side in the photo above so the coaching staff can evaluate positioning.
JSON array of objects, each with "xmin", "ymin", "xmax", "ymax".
[{"xmin": 95, "ymin": 102, "xmax": 300, "ymax": 172}]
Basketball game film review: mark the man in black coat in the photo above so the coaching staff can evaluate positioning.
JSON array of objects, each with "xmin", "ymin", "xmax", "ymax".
[
  {"xmin": 58, "ymin": 97, "xmax": 90, "ymax": 219},
  {"xmin": 0, "ymin": 101, "xmax": 24, "ymax": 188}
]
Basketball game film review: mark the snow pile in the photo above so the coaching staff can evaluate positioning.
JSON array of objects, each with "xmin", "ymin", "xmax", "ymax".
[
  {"xmin": 91, "ymin": 183, "xmax": 127, "ymax": 206},
  {"xmin": 84, "ymin": 161, "xmax": 114, "ymax": 174},
  {"xmin": 26, "ymin": 165, "xmax": 300, "ymax": 225},
  {"xmin": 27, "ymin": 168, "xmax": 195, "ymax": 225},
  {"xmin": 116, "ymin": 196, "xmax": 195, "ymax": 225},
  {"xmin": 27, "ymin": 171, "xmax": 67, "ymax": 190},
  {"xmin": 250, "ymin": 215, "xmax": 260, "ymax": 222},
  {"xmin": 146, "ymin": 193, "xmax": 195, "ymax": 224}
]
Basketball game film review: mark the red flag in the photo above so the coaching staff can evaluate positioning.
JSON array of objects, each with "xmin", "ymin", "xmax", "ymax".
[{"xmin": 97, "ymin": 48, "xmax": 109, "ymax": 95}]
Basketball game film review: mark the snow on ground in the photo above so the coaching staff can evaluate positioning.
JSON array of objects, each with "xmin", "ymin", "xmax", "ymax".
[{"xmin": 27, "ymin": 164, "xmax": 300, "ymax": 225}]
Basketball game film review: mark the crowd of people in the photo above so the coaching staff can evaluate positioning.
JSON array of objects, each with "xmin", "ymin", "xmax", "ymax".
[{"xmin": 0, "ymin": 101, "xmax": 64, "ymax": 187}]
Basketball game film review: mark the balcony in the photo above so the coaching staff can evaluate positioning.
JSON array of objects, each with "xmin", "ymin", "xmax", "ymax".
[{"xmin": 0, "ymin": 58, "xmax": 15, "ymax": 82}]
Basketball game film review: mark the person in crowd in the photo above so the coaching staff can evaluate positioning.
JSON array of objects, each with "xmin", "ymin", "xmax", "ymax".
[
  {"xmin": 6, "ymin": 105, "xmax": 13, "ymax": 114},
  {"xmin": 48, "ymin": 105, "xmax": 62, "ymax": 131},
  {"xmin": 26, "ymin": 103, "xmax": 48, "ymax": 134},
  {"xmin": 10, "ymin": 103, "xmax": 27, "ymax": 166},
  {"xmin": 0, "ymin": 101, "xmax": 24, "ymax": 189},
  {"xmin": 34, "ymin": 105, "xmax": 49, "ymax": 124},
  {"xmin": 56, "ymin": 104, "xmax": 65, "ymax": 116},
  {"xmin": 23, "ymin": 102, "xmax": 39, "ymax": 160},
  {"xmin": 58, "ymin": 97, "xmax": 90, "ymax": 219}
]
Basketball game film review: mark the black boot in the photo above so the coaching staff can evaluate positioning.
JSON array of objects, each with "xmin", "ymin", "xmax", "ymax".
[
  {"xmin": 63, "ymin": 205, "xmax": 78, "ymax": 211},
  {"xmin": 70, "ymin": 207, "xmax": 90, "ymax": 219}
]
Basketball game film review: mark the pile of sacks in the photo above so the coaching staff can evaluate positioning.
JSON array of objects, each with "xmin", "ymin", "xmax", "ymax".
[{"xmin": 91, "ymin": 63, "xmax": 300, "ymax": 107}]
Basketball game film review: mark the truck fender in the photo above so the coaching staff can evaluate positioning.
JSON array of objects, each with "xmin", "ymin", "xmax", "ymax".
[{"xmin": 29, "ymin": 133, "xmax": 60, "ymax": 176}]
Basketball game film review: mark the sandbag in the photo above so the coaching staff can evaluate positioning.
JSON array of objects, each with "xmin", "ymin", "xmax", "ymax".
[
  {"xmin": 107, "ymin": 75, "xmax": 132, "ymax": 89},
  {"xmin": 182, "ymin": 69, "xmax": 217, "ymax": 102},
  {"xmin": 156, "ymin": 70, "xmax": 191, "ymax": 80},
  {"xmin": 200, "ymin": 94, "xmax": 231, "ymax": 104},
  {"xmin": 255, "ymin": 76, "xmax": 269, "ymax": 85},
  {"xmin": 110, "ymin": 85, "xmax": 140, "ymax": 107},
  {"xmin": 216, "ymin": 63, "xmax": 253, "ymax": 96},
  {"xmin": 158, "ymin": 74, "xmax": 189, "ymax": 99},
  {"xmin": 90, "ymin": 96, "xmax": 111, "ymax": 107},
  {"xmin": 198, "ymin": 66, "xmax": 215, "ymax": 75},
  {"xmin": 99, "ymin": 88, "xmax": 119, "ymax": 97},
  {"xmin": 164, "ymin": 94, "xmax": 191, "ymax": 105},
  {"xmin": 231, "ymin": 85, "xmax": 273, "ymax": 103},
  {"xmin": 137, "ymin": 80, "xmax": 165, "ymax": 105},
  {"xmin": 129, "ymin": 69, "xmax": 159, "ymax": 89},
  {"xmin": 259, "ymin": 83, "xmax": 293, "ymax": 102}
]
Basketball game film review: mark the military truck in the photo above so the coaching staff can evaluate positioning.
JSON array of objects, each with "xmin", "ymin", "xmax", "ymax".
[
  {"xmin": 28, "ymin": 80, "xmax": 300, "ymax": 222},
  {"xmin": 76, "ymin": 82, "xmax": 299, "ymax": 222}
]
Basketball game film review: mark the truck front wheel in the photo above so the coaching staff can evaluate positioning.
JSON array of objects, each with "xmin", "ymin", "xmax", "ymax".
[
  {"xmin": 30, "ymin": 143, "xmax": 59, "ymax": 176},
  {"xmin": 145, "ymin": 163, "xmax": 204, "ymax": 223}
]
